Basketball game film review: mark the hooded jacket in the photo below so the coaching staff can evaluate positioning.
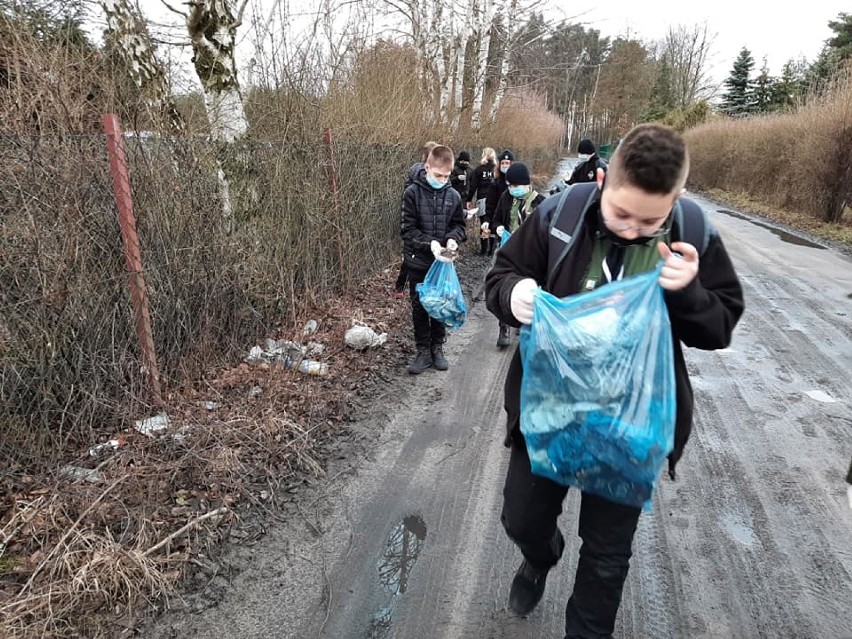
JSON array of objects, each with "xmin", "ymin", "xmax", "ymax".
[
  {"xmin": 468, "ymin": 161, "xmax": 496, "ymax": 203},
  {"xmin": 450, "ymin": 161, "xmax": 474, "ymax": 202},
  {"xmin": 485, "ymin": 189, "xmax": 744, "ymax": 477},
  {"xmin": 401, "ymin": 169, "xmax": 467, "ymax": 272}
]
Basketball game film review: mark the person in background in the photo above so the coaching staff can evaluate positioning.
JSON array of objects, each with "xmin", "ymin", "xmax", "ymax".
[
  {"xmin": 550, "ymin": 138, "xmax": 608, "ymax": 195},
  {"xmin": 481, "ymin": 149, "xmax": 514, "ymax": 256},
  {"xmin": 395, "ymin": 140, "xmax": 440, "ymax": 297},
  {"xmin": 450, "ymin": 150, "xmax": 474, "ymax": 205},
  {"xmin": 401, "ymin": 145, "xmax": 467, "ymax": 375},
  {"xmin": 490, "ymin": 162, "xmax": 544, "ymax": 348},
  {"xmin": 468, "ymin": 147, "xmax": 497, "ymax": 254}
]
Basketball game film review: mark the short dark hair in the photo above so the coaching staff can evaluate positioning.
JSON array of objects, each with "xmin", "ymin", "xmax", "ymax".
[
  {"xmin": 608, "ymin": 124, "xmax": 689, "ymax": 194},
  {"xmin": 428, "ymin": 145, "xmax": 454, "ymax": 168}
]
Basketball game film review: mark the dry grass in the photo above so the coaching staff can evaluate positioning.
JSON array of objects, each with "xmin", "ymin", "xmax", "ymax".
[{"xmin": 685, "ymin": 69, "xmax": 852, "ymax": 224}]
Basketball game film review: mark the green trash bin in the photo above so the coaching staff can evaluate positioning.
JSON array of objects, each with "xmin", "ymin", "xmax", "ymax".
[{"xmin": 598, "ymin": 143, "xmax": 615, "ymax": 161}]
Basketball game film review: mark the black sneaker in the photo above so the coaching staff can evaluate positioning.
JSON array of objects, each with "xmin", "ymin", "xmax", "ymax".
[
  {"xmin": 431, "ymin": 345, "xmax": 449, "ymax": 371},
  {"xmin": 508, "ymin": 559, "xmax": 549, "ymax": 616},
  {"xmin": 496, "ymin": 325, "xmax": 510, "ymax": 348},
  {"xmin": 408, "ymin": 349, "xmax": 432, "ymax": 375}
]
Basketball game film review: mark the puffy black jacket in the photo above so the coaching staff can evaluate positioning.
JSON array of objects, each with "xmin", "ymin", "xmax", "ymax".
[
  {"xmin": 468, "ymin": 162, "xmax": 496, "ymax": 203},
  {"xmin": 485, "ymin": 191, "xmax": 744, "ymax": 478},
  {"xmin": 401, "ymin": 169, "xmax": 467, "ymax": 272}
]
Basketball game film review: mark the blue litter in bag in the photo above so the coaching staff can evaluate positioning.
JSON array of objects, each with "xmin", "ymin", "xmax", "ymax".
[
  {"xmin": 416, "ymin": 260, "xmax": 467, "ymax": 330},
  {"xmin": 519, "ymin": 264, "xmax": 675, "ymax": 509},
  {"xmin": 499, "ymin": 229, "xmax": 512, "ymax": 247}
]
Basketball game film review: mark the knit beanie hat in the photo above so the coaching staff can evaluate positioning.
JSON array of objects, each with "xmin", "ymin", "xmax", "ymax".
[
  {"xmin": 505, "ymin": 162, "xmax": 530, "ymax": 186},
  {"xmin": 458, "ymin": 150, "xmax": 471, "ymax": 162},
  {"xmin": 577, "ymin": 138, "xmax": 596, "ymax": 155},
  {"xmin": 499, "ymin": 149, "xmax": 515, "ymax": 162}
]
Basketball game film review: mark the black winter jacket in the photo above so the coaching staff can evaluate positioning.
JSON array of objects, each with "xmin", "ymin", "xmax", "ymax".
[
  {"xmin": 468, "ymin": 162, "xmax": 496, "ymax": 204},
  {"xmin": 567, "ymin": 154, "xmax": 608, "ymax": 185},
  {"xmin": 401, "ymin": 169, "xmax": 467, "ymax": 272},
  {"xmin": 492, "ymin": 190, "xmax": 545, "ymax": 232},
  {"xmin": 450, "ymin": 162, "xmax": 474, "ymax": 202},
  {"xmin": 485, "ymin": 190, "xmax": 744, "ymax": 477},
  {"xmin": 484, "ymin": 174, "xmax": 509, "ymax": 226}
]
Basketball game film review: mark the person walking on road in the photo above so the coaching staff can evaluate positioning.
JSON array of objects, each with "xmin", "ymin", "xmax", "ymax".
[
  {"xmin": 485, "ymin": 123, "xmax": 744, "ymax": 638},
  {"xmin": 401, "ymin": 145, "xmax": 467, "ymax": 375}
]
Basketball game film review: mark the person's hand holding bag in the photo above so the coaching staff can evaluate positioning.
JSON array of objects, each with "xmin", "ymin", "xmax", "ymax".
[{"xmin": 510, "ymin": 278, "xmax": 538, "ymax": 324}]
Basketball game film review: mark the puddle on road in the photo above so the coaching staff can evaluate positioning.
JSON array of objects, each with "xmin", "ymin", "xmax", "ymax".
[
  {"xmin": 717, "ymin": 210, "xmax": 826, "ymax": 249},
  {"xmin": 368, "ymin": 515, "xmax": 428, "ymax": 638},
  {"xmin": 722, "ymin": 513, "xmax": 757, "ymax": 549}
]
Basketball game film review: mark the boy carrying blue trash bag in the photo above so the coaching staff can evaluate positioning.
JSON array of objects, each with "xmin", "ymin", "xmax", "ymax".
[
  {"xmin": 485, "ymin": 124, "xmax": 744, "ymax": 638},
  {"xmin": 402, "ymin": 145, "xmax": 467, "ymax": 375}
]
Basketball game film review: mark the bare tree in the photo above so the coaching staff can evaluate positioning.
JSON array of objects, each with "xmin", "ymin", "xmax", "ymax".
[
  {"xmin": 663, "ymin": 23, "xmax": 715, "ymax": 108},
  {"xmin": 101, "ymin": 0, "xmax": 185, "ymax": 134}
]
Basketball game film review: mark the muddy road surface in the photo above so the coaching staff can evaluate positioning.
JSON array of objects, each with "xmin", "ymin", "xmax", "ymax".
[{"xmin": 145, "ymin": 195, "xmax": 852, "ymax": 639}]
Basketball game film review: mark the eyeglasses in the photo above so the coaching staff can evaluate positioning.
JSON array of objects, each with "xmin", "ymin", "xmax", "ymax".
[{"xmin": 605, "ymin": 221, "xmax": 669, "ymax": 238}]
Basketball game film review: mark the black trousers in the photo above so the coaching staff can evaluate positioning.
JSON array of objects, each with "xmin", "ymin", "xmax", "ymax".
[
  {"xmin": 502, "ymin": 438, "xmax": 641, "ymax": 639},
  {"xmin": 407, "ymin": 267, "xmax": 446, "ymax": 350}
]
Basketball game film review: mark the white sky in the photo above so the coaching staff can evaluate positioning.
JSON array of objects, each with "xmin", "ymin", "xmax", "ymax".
[{"xmin": 125, "ymin": 0, "xmax": 846, "ymax": 92}]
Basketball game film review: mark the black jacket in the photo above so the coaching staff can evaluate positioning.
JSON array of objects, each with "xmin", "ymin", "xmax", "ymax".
[
  {"xmin": 567, "ymin": 155, "xmax": 607, "ymax": 185},
  {"xmin": 468, "ymin": 162, "xmax": 496, "ymax": 203},
  {"xmin": 401, "ymin": 169, "xmax": 467, "ymax": 272},
  {"xmin": 484, "ymin": 174, "xmax": 509, "ymax": 226},
  {"xmin": 492, "ymin": 190, "xmax": 545, "ymax": 232},
  {"xmin": 485, "ymin": 190, "xmax": 744, "ymax": 476},
  {"xmin": 450, "ymin": 162, "xmax": 473, "ymax": 202}
]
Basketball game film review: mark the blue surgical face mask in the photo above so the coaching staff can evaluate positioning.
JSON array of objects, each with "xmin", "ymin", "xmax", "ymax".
[
  {"xmin": 578, "ymin": 153, "xmax": 591, "ymax": 162},
  {"xmin": 426, "ymin": 173, "xmax": 445, "ymax": 189},
  {"xmin": 500, "ymin": 164, "xmax": 510, "ymax": 174},
  {"xmin": 508, "ymin": 185, "xmax": 529, "ymax": 198}
]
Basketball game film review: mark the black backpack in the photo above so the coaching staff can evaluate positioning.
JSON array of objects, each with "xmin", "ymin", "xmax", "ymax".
[{"xmin": 543, "ymin": 182, "xmax": 713, "ymax": 291}]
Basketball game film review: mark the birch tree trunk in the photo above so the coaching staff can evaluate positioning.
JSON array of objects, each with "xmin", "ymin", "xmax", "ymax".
[
  {"xmin": 186, "ymin": 0, "xmax": 251, "ymax": 232},
  {"xmin": 470, "ymin": 0, "xmax": 495, "ymax": 130},
  {"xmin": 487, "ymin": 0, "xmax": 518, "ymax": 124},
  {"xmin": 101, "ymin": 0, "xmax": 185, "ymax": 134}
]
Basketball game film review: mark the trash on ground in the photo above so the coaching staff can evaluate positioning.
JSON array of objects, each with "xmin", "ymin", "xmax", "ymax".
[
  {"xmin": 88, "ymin": 437, "xmax": 125, "ymax": 458},
  {"xmin": 345, "ymin": 324, "xmax": 388, "ymax": 350},
  {"xmin": 303, "ymin": 319, "xmax": 319, "ymax": 335},
  {"xmin": 134, "ymin": 413, "xmax": 170, "ymax": 437},
  {"xmin": 287, "ymin": 358, "xmax": 329, "ymax": 376},
  {"xmin": 62, "ymin": 465, "xmax": 103, "ymax": 484},
  {"xmin": 249, "ymin": 386, "xmax": 263, "ymax": 398}
]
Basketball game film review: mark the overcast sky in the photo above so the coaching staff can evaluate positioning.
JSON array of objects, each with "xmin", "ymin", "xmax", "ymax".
[{"xmin": 130, "ymin": 0, "xmax": 846, "ymax": 91}]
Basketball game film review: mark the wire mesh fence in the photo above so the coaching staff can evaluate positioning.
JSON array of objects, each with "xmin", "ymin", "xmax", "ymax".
[{"xmin": 0, "ymin": 129, "xmax": 415, "ymax": 467}]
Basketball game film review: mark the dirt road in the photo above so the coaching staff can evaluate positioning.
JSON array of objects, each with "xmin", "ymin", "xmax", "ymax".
[{"xmin": 145, "ymin": 195, "xmax": 852, "ymax": 639}]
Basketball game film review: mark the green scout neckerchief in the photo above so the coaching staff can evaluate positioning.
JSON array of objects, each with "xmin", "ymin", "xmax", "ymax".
[{"xmin": 508, "ymin": 190, "xmax": 539, "ymax": 232}]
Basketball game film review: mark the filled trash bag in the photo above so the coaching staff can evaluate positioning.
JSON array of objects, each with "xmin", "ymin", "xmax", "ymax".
[
  {"xmin": 519, "ymin": 265, "xmax": 675, "ymax": 508},
  {"xmin": 499, "ymin": 229, "xmax": 512, "ymax": 247},
  {"xmin": 416, "ymin": 261, "xmax": 467, "ymax": 330}
]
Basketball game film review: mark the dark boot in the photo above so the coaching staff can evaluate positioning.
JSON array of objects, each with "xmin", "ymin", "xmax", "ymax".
[
  {"xmin": 487, "ymin": 236, "xmax": 497, "ymax": 256},
  {"xmin": 509, "ymin": 559, "xmax": 550, "ymax": 617},
  {"xmin": 407, "ymin": 349, "xmax": 432, "ymax": 375},
  {"xmin": 496, "ymin": 324, "xmax": 510, "ymax": 348},
  {"xmin": 431, "ymin": 344, "xmax": 449, "ymax": 371}
]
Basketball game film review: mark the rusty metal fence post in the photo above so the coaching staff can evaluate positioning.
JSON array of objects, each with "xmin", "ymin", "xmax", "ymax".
[{"xmin": 102, "ymin": 114, "xmax": 162, "ymax": 405}]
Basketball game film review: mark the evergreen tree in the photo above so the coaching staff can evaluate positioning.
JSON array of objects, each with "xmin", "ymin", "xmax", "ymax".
[
  {"xmin": 642, "ymin": 53, "xmax": 675, "ymax": 121},
  {"xmin": 721, "ymin": 47, "xmax": 755, "ymax": 116},
  {"xmin": 752, "ymin": 57, "xmax": 773, "ymax": 113},
  {"xmin": 770, "ymin": 59, "xmax": 803, "ymax": 110},
  {"xmin": 827, "ymin": 12, "xmax": 852, "ymax": 63}
]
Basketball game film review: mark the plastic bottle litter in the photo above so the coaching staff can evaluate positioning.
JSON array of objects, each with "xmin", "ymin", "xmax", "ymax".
[
  {"xmin": 290, "ymin": 358, "xmax": 329, "ymax": 376},
  {"xmin": 134, "ymin": 413, "xmax": 170, "ymax": 437},
  {"xmin": 88, "ymin": 437, "xmax": 124, "ymax": 457},
  {"xmin": 303, "ymin": 319, "xmax": 319, "ymax": 336},
  {"xmin": 345, "ymin": 325, "xmax": 388, "ymax": 350}
]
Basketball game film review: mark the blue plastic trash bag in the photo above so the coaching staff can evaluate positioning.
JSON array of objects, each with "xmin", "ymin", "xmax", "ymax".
[
  {"xmin": 499, "ymin": 229, "xmax": 512, "ymax": 247},
  {"xmin": 519, "ymin": 265, "xmax": 675, "ymax": 508},
  {"xmin": 416, "ymin": 260, "xmax": 467, "ymax": 330}
]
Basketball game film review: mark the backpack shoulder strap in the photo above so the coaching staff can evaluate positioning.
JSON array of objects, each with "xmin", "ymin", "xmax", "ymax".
[
  {"xmin": 673, "ymin": 196, "xmax": 715, "ymax": 255},
  {"xmin": 544, "ymin": 182, "xmax": 598, "ymax": 290}
]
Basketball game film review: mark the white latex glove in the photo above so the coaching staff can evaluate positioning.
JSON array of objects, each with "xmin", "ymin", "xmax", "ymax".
[
  {"xmin": 510, "ymin": 278, "xmax": 538, "ymax": 325},
  {"xmin": 446, "ymin": 239, "xmax": 458, "ymax": 252},
  {"xmin": 431, "ymin": 240, "xmax": 453, "ymax": 263},
  {"xmin": 496, "ymin": 225, "xmax": 505, "ymax": 238},
  {"xmin": 480, "ymin": 222, "xmax": 489, "ymax": 231}
]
